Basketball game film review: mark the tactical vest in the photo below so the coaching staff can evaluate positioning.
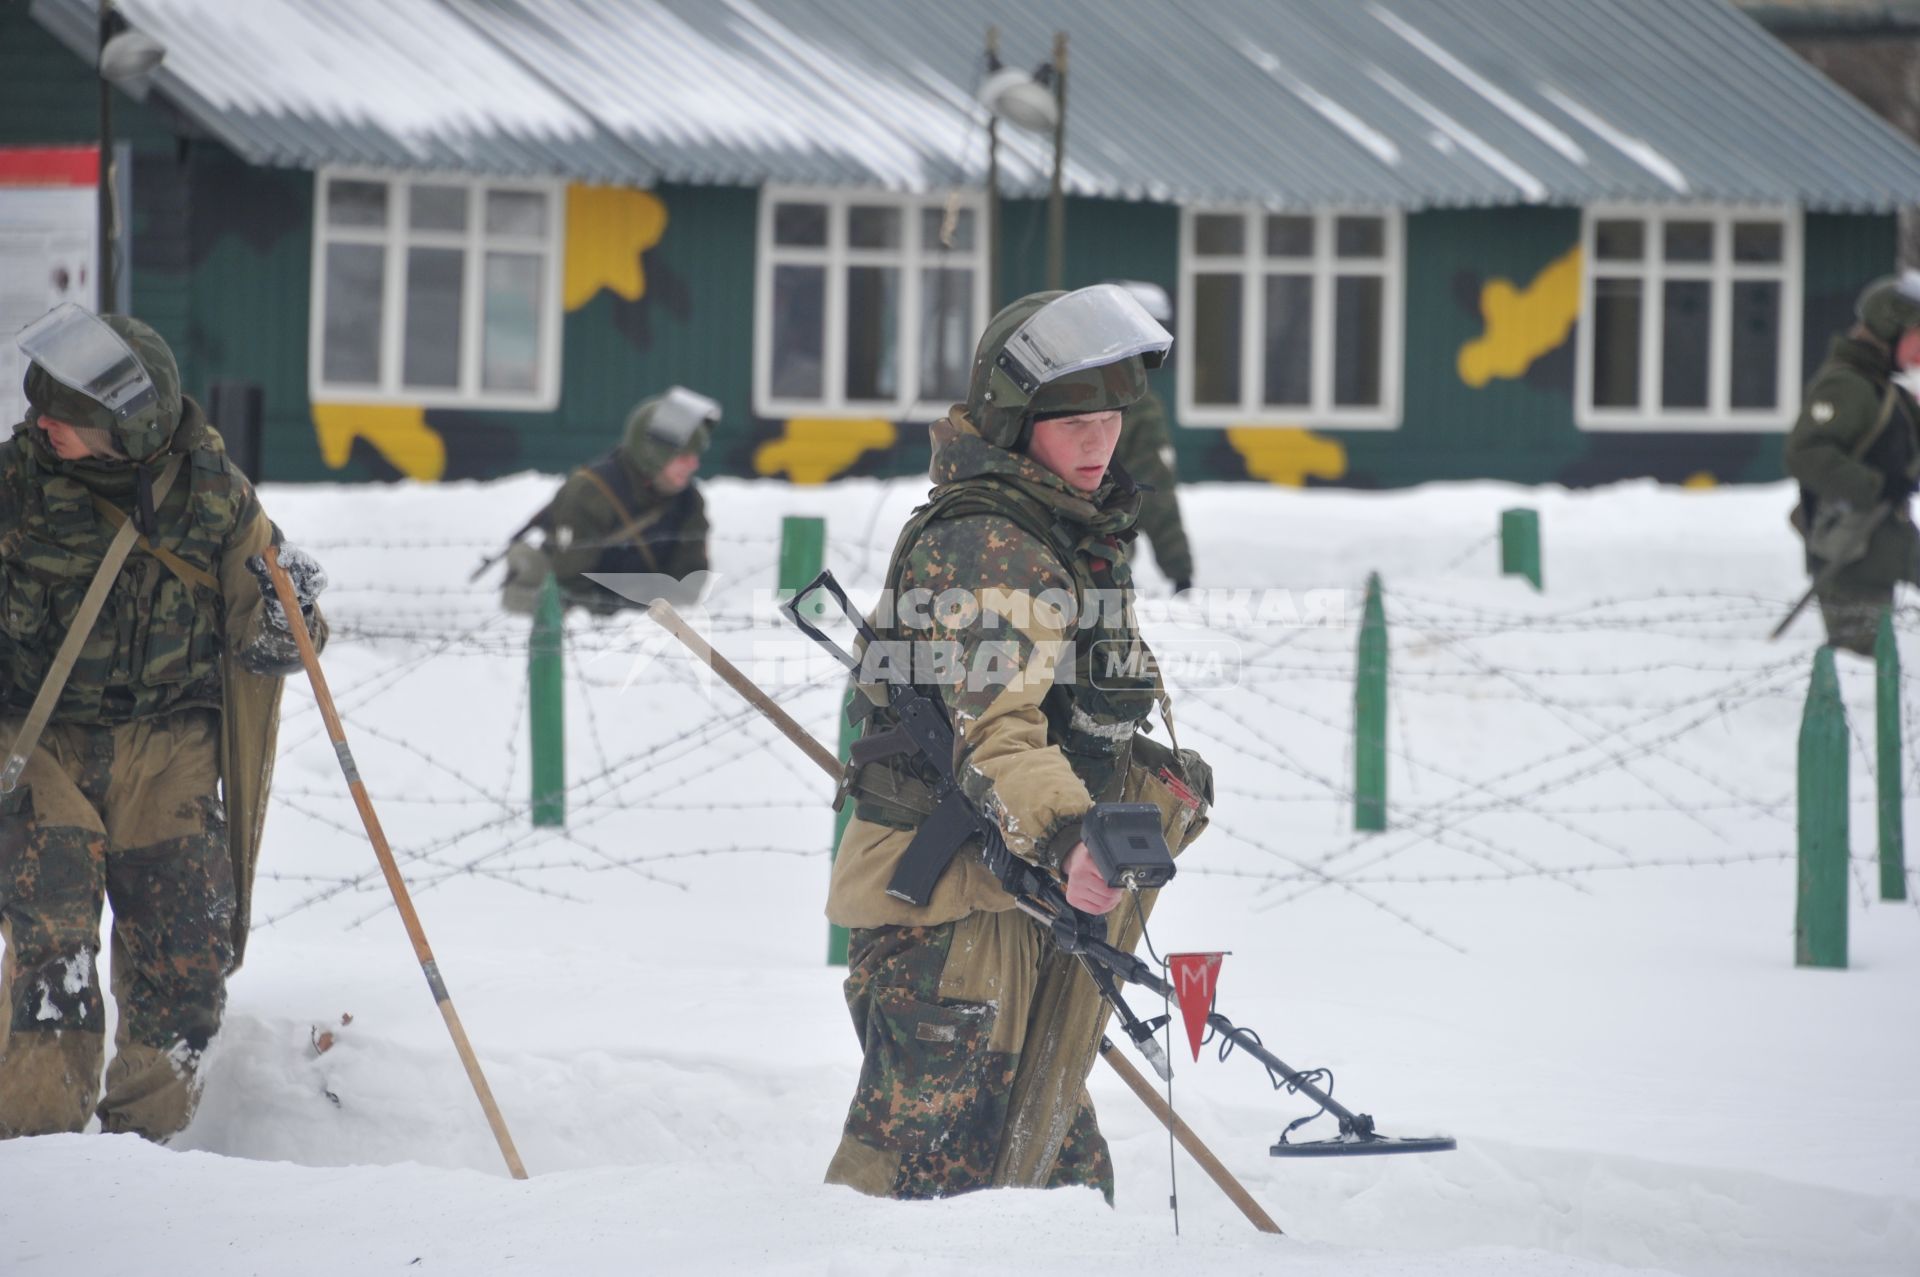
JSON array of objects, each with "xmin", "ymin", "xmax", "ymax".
[
  {"xmin": 845, "ymin": 475, "xmax": 1163, "ymax": 830},
  {"xmin": 0, "ymin": 437, "xmax": 240, "ymax": 724},
  {"xmin": 579, "ymin": 452, "xmax": 697, "ymax": 575}
]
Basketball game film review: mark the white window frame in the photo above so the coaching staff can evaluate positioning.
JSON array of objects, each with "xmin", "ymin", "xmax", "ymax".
[
  {"xmin": 753, "ymin": 185, "xmax": 990, "ymax": 419},
  {"xmin": 1575, "ymin": 205, "xmax": 1802, "ymax": 432},
  {"xmin": 308, "ymin": 168, "xmax": 565, "ymax": 411},
  {"xmin": 1175, "ymin": 206, "xmax": 1404, "ymax": 429}
]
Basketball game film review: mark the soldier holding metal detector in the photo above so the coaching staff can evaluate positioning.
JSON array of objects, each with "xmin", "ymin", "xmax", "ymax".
[
  {"xmin": 787, "ymin": 283, "xmax": 1451, "ymax": 1206},
  {"xmin": 485, "ymin": 386, "xmax": 720, "ymax": 614},
  {"xmin": 811, "ymin": 284, "xmax": 1196, "ymax": 1201},
  {"xmin": 0, "ymin": 304, "xmax": 327, "ymax": 1141},
  {"xmin": 1780, "ymin": 273, "xmax": 1920, "ymax": 653}
]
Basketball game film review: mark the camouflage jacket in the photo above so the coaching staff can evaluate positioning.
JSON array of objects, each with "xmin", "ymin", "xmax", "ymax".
[
  {"xmin": 1113, "ymin": 390, "xmax": 1193, "ymax": 585},
  {"xmin": 825, "ymin": 410, "xmax": 1171, "ymax": 929},
  {"xmin": 0, "ymin": 401, "xmax": 318, "ymax": 725},
  {"xmin": 537, "ymin": 449, "xmax": 709, "ymax": 608},
  {"xmin": 1784, "ymin": 333, "xmax": 1920, "ymax": 589}
]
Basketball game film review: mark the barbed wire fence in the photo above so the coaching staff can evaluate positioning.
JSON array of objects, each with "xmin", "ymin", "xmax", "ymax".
[{"xmin": 251, "ymin": 511, "xmax": 1920, "ymax": 952}]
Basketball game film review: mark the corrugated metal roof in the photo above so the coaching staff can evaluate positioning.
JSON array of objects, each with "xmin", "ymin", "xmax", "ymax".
[
  {"xmin": 30, "ymin": 0, "xmax": 1920, "ymax": 210},
  {"xmin": 28, "ymin": 0, "xmax": 654, "ymax": 182}
]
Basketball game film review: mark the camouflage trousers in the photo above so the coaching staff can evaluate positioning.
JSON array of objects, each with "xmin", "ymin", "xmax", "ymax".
[
  {"xmin": 1815, "ymin": 586, "xmax": 1894, "ymax": 658},
  {"xmin": 824, "ymin": 911, "xmax": 1113, "ymax": 1202},
  {"xmin": 0, "ymin": 709, "xmax": 234, "ymax": 1141}
]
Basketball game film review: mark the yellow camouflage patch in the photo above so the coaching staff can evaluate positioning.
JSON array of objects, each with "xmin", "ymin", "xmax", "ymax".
[
  {"xmin": 311, "ymin": 403, "xmax": 446, "ymax": 481},
  {"xmin": 1458, "ymin": 245, "xmax": 1582, "ymax": 388},
  {"xmin": 1226, "ymin": 427, "xmax": 1348, "ymax": 486},
  {"xmin": 755, "ymin": 419, "xmax": 897, "ymax": 484}
]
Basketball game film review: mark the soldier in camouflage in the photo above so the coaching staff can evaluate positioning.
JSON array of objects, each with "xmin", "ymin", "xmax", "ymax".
[
  {"xmin": 500, "ymin": 387, "xmax": 718, "ymax": 614},
  {"xmin": 823, "ymin": 286, "xmax": 1213, "ymax": 1203},
  {"xmin": 1108, "ymin": 282, "xmax": 1194, "ymax": 593},
  {"xmin": 1785, "ymin": 273, "xmax": 1920, "ymax": 655},
  {"xmin": 0, "ymin": 305, "xmax": 327, "ymax": 1141}
]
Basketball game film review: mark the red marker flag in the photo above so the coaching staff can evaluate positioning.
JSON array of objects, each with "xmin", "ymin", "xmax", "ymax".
[{"xmin": 1168, "ymin": 952, "xmax": 1226, "ymax": 1061}]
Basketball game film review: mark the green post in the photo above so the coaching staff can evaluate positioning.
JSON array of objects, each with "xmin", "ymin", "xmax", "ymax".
[
  {"xmin": 775, "ymin": 516, "xmax": 845, "ymax": 963},
  {"xmin": 828, "ymin": 684, "xmax": 858, "ymax": 967},
  {"xmin": 530, "ymin": 573, "xmax": 565, "ymax": 828},
  {"xmin": 1877, "ymin": 612, "xmax": 1907, "ymax": 901},
  {"xmin": 1500, "ymin": 508, "xmax": 1542, "ymax": 591},
  {"xmin": 1354, "ymin": 572, "xmax": 1387, "ymax": 832},
  {"xmin": 1797, "ymin": 646, "xmax": 1849, "ymax": 968}
]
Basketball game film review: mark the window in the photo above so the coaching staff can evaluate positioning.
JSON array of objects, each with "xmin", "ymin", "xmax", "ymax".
[
  {"xmin": 310, "ymin": 171, "xmax": 564, "ymax": 409},
  {"xmin": 1577, "ymin": 207, "xmax": 1800, "ymax": 430},
  {"xmin": 754, "ymin": 188, "xmax": 988, "ymax": 417},
  {"xmin": 1177, "ymin": 208, "xmax": 1403, "ymax": 428}
]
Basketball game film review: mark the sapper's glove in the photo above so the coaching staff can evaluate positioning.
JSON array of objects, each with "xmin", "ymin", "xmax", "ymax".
[
  {"xmin": 1171, "ymin": 576, "xmax": 1193, "ymax": 596},
  {"xmin": 239, "ymin": 545, "xmax": 330, "ymax": 674},
  {"xmin": 246, "ymin": 544, "xmax": 329, "ymax": 633}
]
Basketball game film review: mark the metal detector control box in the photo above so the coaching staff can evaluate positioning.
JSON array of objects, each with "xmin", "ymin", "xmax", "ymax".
[{"xmin": 1082, "ymin": 803, "xmax": 1177, "ymax": 889}]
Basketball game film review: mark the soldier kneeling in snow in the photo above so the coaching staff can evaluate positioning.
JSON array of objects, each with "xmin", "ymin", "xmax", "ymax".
[
  {"xmin": 0, "ymin": 305, "xmax": 327, "ymax": 1141},
  {"xmin": 498, "ymin": 387, "xmax": 718, "ymax": 615}
]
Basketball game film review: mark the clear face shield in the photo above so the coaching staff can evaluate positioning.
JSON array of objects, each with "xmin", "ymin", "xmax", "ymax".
[
  {"xmin": 994, "ymin": 283, "xmax": 1173, "ymax": 397},
  {"xmin": 647, "ymin": 386, "xmax": 722, "ymax": 448},
  {"xmin": 15, "ymin": 303, "xmax": 157, "ymax": 423}
]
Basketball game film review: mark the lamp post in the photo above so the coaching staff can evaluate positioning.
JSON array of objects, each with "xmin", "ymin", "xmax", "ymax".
[
  {"xmin": 978, "ymin": 29, "xmax": 1066, "ymax": 304},
  {"xmin": 95, "ymin": 0, "xmax": 166, "ymax": 313}
]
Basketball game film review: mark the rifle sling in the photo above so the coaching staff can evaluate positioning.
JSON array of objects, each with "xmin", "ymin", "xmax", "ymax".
[{"xmin": 577, "ymin": 466, "xmax": 669, "ymax": 573}]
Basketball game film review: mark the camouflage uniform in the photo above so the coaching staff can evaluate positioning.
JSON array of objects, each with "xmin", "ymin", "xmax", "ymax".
[
  {"xmin": 1113, "ymin": 389, "xmax": 1194, "ymax": 591},
  {"xmin": 0, "ymin": 316, "xmax": 321, "ymax": 1141},
  {"xmin": 504, "ymin": 396, "xmax": 710, "ymax": 614},
  {"xmin": 823, "ymin": 292, "xmax": 1211, "ymax": 1202},
  {"xmin": 1785, "ymin": 278, "xmax": 1920, "ymax": 655}
]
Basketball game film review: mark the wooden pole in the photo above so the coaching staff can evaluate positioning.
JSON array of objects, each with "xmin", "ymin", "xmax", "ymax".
[
  {"xmin": 647, "ymin": 601, "xmax": 1280, "ymax": 1235},
  {"xmin": 264, "ymin": 547, "xmax": 530, "ymax": 1180},
  {"xmin": 1099, "ymin": 1037, "xmax": 1283, "ymax": 1234}
]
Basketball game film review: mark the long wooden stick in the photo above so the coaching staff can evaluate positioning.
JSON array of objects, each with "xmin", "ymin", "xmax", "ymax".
[
  {"xmin": 647, "ymin": 601, "xmax": 1281, "ymax": 1234},
  {"xmin": 265, "ymin": 547, "xmax": 529, "ymax": 1180},
  {"xmin": 1099, "ymin": 1037, "xmax": 1283, "ymax": 1233}
]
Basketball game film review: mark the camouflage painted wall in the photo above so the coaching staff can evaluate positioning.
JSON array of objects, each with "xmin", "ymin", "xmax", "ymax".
[{"xmin": 0, "ymin": 2, "xmax": 1900, "ymax": 490}]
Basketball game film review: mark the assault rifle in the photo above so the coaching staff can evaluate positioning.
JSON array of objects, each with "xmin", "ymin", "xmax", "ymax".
[{"xmin": 780, "ymin": 569, "xmax": 1455, "ymax": 1158}]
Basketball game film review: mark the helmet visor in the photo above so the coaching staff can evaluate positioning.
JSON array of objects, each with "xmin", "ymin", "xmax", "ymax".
[
  {"xmin": 994, "ymin": 283, "xmax": 1172, "ymax": 395},
  {"xmin": 16, "ymin": 303, "xmax": 156, "ymax": 422},
  {"xmin": 648, "ymin": 385, "xmax": 722, "ymax": 448}
]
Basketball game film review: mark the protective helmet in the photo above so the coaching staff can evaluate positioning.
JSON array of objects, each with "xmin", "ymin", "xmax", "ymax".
[
  {"xmin": 1855, "ymin": 271, "xmax": 1920, "ymax": 345},
  {"xmin": 1106, "ymin": 279, "xmax": 1173, "ymax": 325},
  {"xmin": 963, "ymin": 283, "xmax": 1173, "ymax": 450},
  {"xmin": 621, "ymin": 385, "xmax": 721, "ymax": 473},
  {"xmin": 19, "ymin": 305, "xmax": 181, "ymax": 463}
]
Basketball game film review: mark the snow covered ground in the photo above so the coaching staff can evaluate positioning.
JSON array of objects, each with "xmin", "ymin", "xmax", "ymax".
[{"xmin": 3, "ymin": 472, "xmax": 1917, "ymax": 1276}]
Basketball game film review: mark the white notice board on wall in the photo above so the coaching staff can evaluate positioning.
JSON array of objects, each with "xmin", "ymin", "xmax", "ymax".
[{"xmin": 0, "ymin": 147, "xmax": 100, "ymax": 430}]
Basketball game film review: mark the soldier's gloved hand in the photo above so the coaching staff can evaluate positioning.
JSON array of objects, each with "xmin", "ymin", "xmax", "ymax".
[
  {"xmin": 1171, "ymin": 576, "xmax": 1193, "ymax": 596},
  {"xmin": 245, "ymin": 544, "xmax": 329, "ymax": 632}
]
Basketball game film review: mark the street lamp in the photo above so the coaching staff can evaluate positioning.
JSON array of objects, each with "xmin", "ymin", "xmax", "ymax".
[
  {"xmin": 96, "ymin": 0, "xmax": 166, "ymax": 313},
  {"xmin": 977, "ymin": 29, "xmax": 1068, "ymax": 304}
]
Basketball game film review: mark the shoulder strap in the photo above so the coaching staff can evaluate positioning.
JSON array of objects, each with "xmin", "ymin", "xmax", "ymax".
[
  {"xmin": 576, "ymin": 466, "xmax": 673, "ymax": 572},
  {"xmin": 1850, "ymin": 383, "xmax": 1901, "ymax": 462},
  {"xmin": 0, "ymin": 455, "xmax": 186, "ymax": 792},
  {"xmin": 87, "ymin": 492, "xmax": 220, "ymax": 593}
]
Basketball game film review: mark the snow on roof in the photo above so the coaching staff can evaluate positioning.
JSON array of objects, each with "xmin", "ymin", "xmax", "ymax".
[{"xmin": 29, "ymin": 0, "xmax": 1920, "ymax": 209}]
